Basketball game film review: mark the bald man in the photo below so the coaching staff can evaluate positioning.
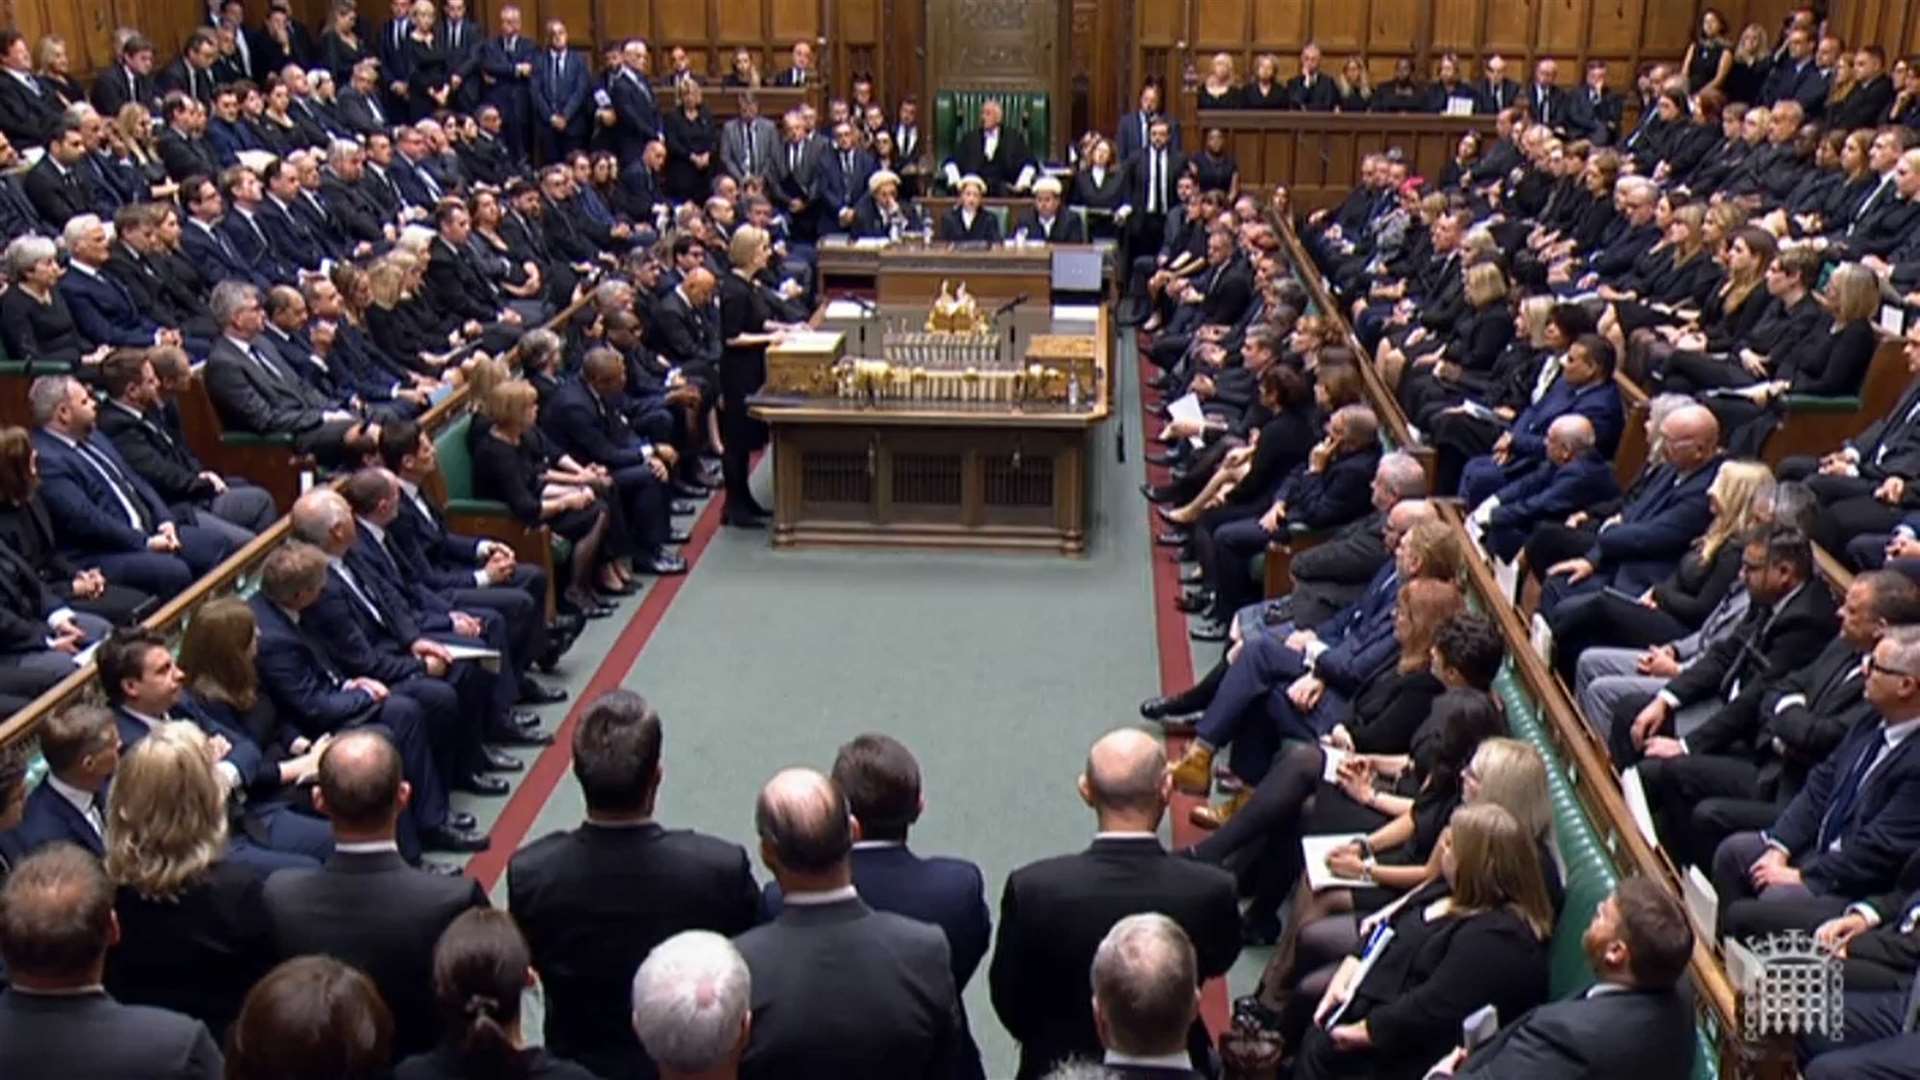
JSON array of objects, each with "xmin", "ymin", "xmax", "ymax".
[
  {"xmin": 734, "ymin": 767, "xmax": 962, "ymax": 1080},
  {"xmin": 1474, "ymin": 413, "xmax": 1619, "ymax": 562},
  {"xmin": 989, "ymin": 729, "xmax": 1240, "ymax": 1080}
]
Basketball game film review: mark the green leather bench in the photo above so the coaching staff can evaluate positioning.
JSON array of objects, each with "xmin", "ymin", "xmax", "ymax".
[
  {"xmin": 1492, "ymin": 664, "xmax": 1722, "ymax": 1080},
  {"xmin": 932, "ymin": 90, "xmax": 1051, "ymax": 190},
  {"xmin": 433, "ymin": 413, "xmax": 559, "ymax": 619},
  {"xmin": 176, "ymin": 368, "xmax": 306, "ymax": 512}
]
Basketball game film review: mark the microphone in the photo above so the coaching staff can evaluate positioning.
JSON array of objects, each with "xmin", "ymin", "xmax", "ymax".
[{"xmin": 992, "ymin": 293, "xmax": 1031, "ymax": 318}]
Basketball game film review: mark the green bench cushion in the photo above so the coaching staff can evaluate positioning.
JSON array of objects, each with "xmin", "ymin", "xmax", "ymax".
[
  {"xmin": 1781, "ymin": 394, "xmax": 1862, "ymax": 414},
  {"xmin": 221, "ymin": 432, "xmax": 295, "ymax": 447}
]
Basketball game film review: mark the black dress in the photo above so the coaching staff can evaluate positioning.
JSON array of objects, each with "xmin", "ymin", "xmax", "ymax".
[
  {"xmin": 662, "ymin": 106, "xmax": 717, "ymax": 203},
  {"xmin": 1196, "ymin": 83, "xmax": 1239, "ymax": 111},
  {"xmin": 0, "ymin": 498, "xmax": 155, "ymax": 624},
  {"xmin": 1726, "ymin": 56, "xmax": 1771, "ymax": 104},
  {"xmin": 403, "ymin": 34, "xmax": 450, "ymax": 121},
  {"xmin": 716, "ymin": 272, "xmax": 771, "ymax": 511},
  {"xmin": 320, "ymin": 31, "xmax": 369, "ymax": 82},
  {"xmin": 1, "ymin": 286, "xmax": 85, "ymax": 372},
  {"xmin": 1190, "ymin": 150, "xmax": 1237, "ymax": 195},
  {"xmin": 1071, "ymin": 165, "xmax": 1124, "ymax": 239},
  {"xmin": 1687, "ymin": 39, "xmax": 1730, "ymax": 94},
  {"xmin": 1240, "ymin": 81, "xmax": 1289, "ymax": 110},
  {"xmin": 470, "ymin": 425, "xmax": 607, "ymax": 544},
  {"xmin": 104, "ymin": 860, "xmax": 277, "ymax": 1041}
]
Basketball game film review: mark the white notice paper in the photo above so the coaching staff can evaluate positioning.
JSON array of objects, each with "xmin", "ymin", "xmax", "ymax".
[
  {"xmin": 1166, "ymin": 393, "xmax": 1208, "ymax": 448},
  {"xmin": 441, "ymin": 642, "xmax": 503, "ymax": 672},
  {"xmin": 1303, "ymin": 833, "xmax": 1372, "ymax": 892},
  {"xmin": 1619, "ymin": 766, "xmax": 1660, "ymax": 847},
  {"xmin": 1320, "ymin": 745, "xmax": 1351, "ymax": 784}
]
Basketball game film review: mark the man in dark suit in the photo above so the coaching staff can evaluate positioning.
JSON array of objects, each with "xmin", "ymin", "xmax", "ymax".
[
  {"xmin": 156, "ymin": 98, "xmax": 220, "ymax": 183},
  {"xmin": 479, "ymin": 4, "xmax": 537, "ymax": 160},
  {"xmin": 319, "ymin": 140, "xmax": 393, "ymax": 246},
  {"xmin": 203, "ymin": 280, "xmax": 375, "ymax": 467},
  {"xmin": 736, "ymin": 765, "xmax": 961, "ymax": 1079},
  {"xmin": 1087, "ymin": 914, "xmax": 1206, "ymax": 1079},
  {"xmin": 156, "ymin": 28, "xmax": 220, "ymax": 105},
  {"xmin": 720, "ymin": 92, "xmax": 779, "ymax": 183},
  {"xmin": 9, "ymin": 703, "xmax": 116, "ymax": 857},
  {"xmin": 1637, "ymin": 571, "xmax": 1919, "ymax": 870},
  {"xmin": 262, "ymin": 729, "xmax": 489, "ymax": 1059},
  {"xmin": 531, "ymin": 19, "xmax": 588, "ymax": 163},
  {"xmin": 1613, "ymin": 525, "xmax": 1838, "ymax": 766},
  {"xmin": 436, "ymin": 0, "xmax": 483, "ymax": 111},
  {"xmin": 1116, "ymin": 81, "xmax": 1180, "ymax": 163},
  {"xmin": 1287, "ymin": 44, "xmax": 1339, "ymax": 111},
  {"xmin": 650, "ymin": 267, "xmax": 724, "ymax": 379},
  {"xmin": 764, "ymin": 734, "xmax": 992, "ymax": 1079},
  {"xmin": 256, "ymin": 158, "xmax": 328, "ymax": 275},
  {"xmin": 605, "ymin": 39, "xmax": 660, "ymax": 168},
  {"xmin": 335, "ymin": 59, "xmax": 394, "ymax": 137},
  {"xmin": 990, "ymin": 728, "xmax": 1240, "ymax": 1079},
  {"xmin": 942, "ymin": 98, "xmax": 1036, "ymax": 196},
  {"xmin": 541, "ymin": 348, "xmax": 686, "ymax": 574},
  {"xmin": 1446, "ymin": 878, "xmax": 1697, "ymax": 1079},
  {"xmin": 98, "ymin": 351, "xmax": 275, "ymax": 548},
  {"xmin": 1525, "ymin": 57, "xmax": 1568, "ymax": 132},
  {"xmin": 1472, "ymin": 53, "xmax": 1521, "ymax": 114},
  {"xmin": 248, "ymin": 541, "xmax": 478, "ymax": 858},
  {"xmin": 1476, "ymin": 415, "xmax": 1619, "ymax": 561},
  {"xmin": 90, "ymin": 34, "xmax": 161, "ymax": 118},
  {"xmin": 31, "ymin": 374, "xmax": 233, "ymax": 598},
  {"xmin": 1832, "ymin": 46, "xmax": 1896, "ymax": 130},
  {"xmin": 509, "ymin": 691, "xmax": 759, "ymax": 1080},
  {"xmin": 1116, "ymin": 119, "xmax": 1186, "ymax": 310},
  {"xmin": 1761, "ymin": 28, "xmax": 1827, "ymax": 116},
  {"xmin": 0, "ymin": 30, "xmax": 61, "ymax": 150},
  {"xmin": 1711, "ymin": 623, "xmax": 1920, "ymax": 938},
  {"xmin": 1567, "ymin": 60, "xmax": 1624, "ymax": 144},
  {"xmin": 0, "ymin": 845, "xmax": 224, "ymax": 1079},
  {"xmin": 1009, "ymin": 176, "xmax": 1085, "ymax": 244},
  {"xmin": 23, "ymin": 121, "xmax": 93, "ymax": 228},
  {"xmin": 771, "ymin": 40, "xmax": 816, "ymax": 87},
  {"xmin": 59, "ymin": 214, "xmax": 182, "ymax": 352}
]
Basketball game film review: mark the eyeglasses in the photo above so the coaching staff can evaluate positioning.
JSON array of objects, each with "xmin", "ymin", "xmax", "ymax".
[{"xmin": 1868, "ymin": 657, "xmax": 1920, "ymax": 680}]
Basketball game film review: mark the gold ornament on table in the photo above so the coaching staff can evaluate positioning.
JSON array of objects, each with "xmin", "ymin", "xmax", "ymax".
[{"xmin": 926, "ymin": 280, "xmax": 991, "ymax": 335}]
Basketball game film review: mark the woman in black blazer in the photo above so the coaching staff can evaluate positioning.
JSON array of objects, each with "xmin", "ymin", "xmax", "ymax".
[
  {"xmin": 1382, "ymin": 263, "xmax": 1511, "ymax": 393},
  {"xmin": 936, "ymin": 177, "xmax": 1002, "ymax": 243},
  {"xmin": 661, "ymin": 81, "xmax": 718, "ymax": 204},
  {"xmin": 1288, "ymin": 803, "xmax": 1553, "ymax": 1080},
  {"xmin": 1240, "ymin": 53, "xmax": 1289, "ymax": 109},
  {"xmin": 396, "ymin": 910, "xmax": 598, "ymax": 1080},
  {"xmin": 1158, "ymin": 364, "xmax": 1319, "ymax": 528},
  {"xmin": 1, "ymin": 236, "xmax": 89, "ymax": 373},
  {"xmin": 1545, "ymin": 459, "xmax": 1773, "ymax": 685},
  {"xmin": 471, "ymin": 379, "xmax": 622, "ymax": 617},
  {"xmin": 1070, "ymin": 137, "xmax": 1125, "ymax": 240},
  {"xmin": 1602, "ymin": 203, "xmax": 1723, "ymax": 341},
  {"xmin": 1189, "ymin": 127, "xmax": 1239, "ymax": 198},
  {"xmin": 319, "ymin": 3, "xmax": 370, "ymax": 82},
  {"xmin": 102, "ymin": 723, "xmax": 278, "ymax": 1042},
  {"xmin": 1710, "ymin": 264, "xmax": 1884, "ymax": 454}
]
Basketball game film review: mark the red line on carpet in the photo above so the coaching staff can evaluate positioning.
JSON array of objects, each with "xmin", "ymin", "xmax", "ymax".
[
  {"xmin": 1136, "ymin": 332, "xmax": 1232, "ymax": 1036},
  {"xmin": 463, "ymin": 471, "xmax": 740, "ymax": 891}
]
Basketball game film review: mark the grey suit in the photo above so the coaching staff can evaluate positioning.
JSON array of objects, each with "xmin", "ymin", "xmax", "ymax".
[
  {"xmin": 720, "ymin": 115, "xmax": 779, "ymax": 183},
  {"xmin": 735, "ymin": 895, "xmax": 960, "ymax": 1080},
  {"xmin": 1575, "ymin": 586, "xmax": 1751, "ymax": 744},
  {"xmin": 0, "ymin": 989, "xmax": 222, "ymax": 1078},
  {"xmin": 203, "ymin": 334, "xmax": 359, "ymax": 465}
]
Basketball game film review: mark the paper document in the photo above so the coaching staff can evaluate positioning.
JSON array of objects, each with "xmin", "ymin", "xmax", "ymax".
[
  {"xmin": 852, "ymin": 237, "xmax": 890, "ymax": 249},
  {"xmin": 1051, "ymin": 305, "xmax": 1101, "ymax": 323},
  {"xmin": 1685, "ymin": 866, "xmax": 1720, "ymax": 945},
  {"xmin": 1166, "ymin": 393, "xmax": 1208, "ymax": 448},
  {"xmin": 1321, "ymin": 922, "xmax": 1395, "ymax": 1028},
  {"xmin": 442, "ymin": 642, "xmax": 503, "ymax": 672},
  {"xmin": 825, "ymin": 300, "xmax": 871, "ymax": 320},
  {"xmin": 1320, "ymin": 745, "xmax": 1351, "ymax": 785},
  {"xmin": 1303, "ymin": 833, "xmax": 1372, "ymax": 892},
  {"xmin": 1619, "ymin": 766, "xmax": 1660, "ymax": 849},
  {"xmin": 1462, "ymin": 1003, "xmax": 1500, "ymax": 1050}
]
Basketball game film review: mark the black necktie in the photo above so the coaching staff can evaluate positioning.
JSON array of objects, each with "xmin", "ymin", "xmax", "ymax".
[
  {"xmin": 1820, "ymin": 728, "xmax": 1885, "ymax": 850},
  {"xmin": 248, "ymin": 342, "xmax": 286, "ymax": 381},
  {"xmin": 77, "ymin": 440, "xmax": 153, "ymax": 531}
]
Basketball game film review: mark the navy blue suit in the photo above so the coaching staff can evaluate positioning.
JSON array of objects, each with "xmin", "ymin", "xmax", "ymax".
[
  {"xmin": 31, "ymin": 428, "xmax": 230, "ymax": 597},
  {"xmin": 1484, "ymin": 454, "xmax": 1621, "ymax": 560},
  {"xmin": 112, "ymin": 698, "xmax": 331, "ymax": 871},
  {"xmin": 530, "ymin": 48, "xmax": 589, "ymax": 161},
  {"xmin": 248, "ymin": 593, "xmax": 449, "ymax": 845},
  {"xmin": 1760, "ymin": 716, "xmax": 1920, "ymax": 897},
  {"xmin": 480, "ymin": 34, "xmax": 537, "ymax": 160},
  {"xmin": 540, "ymin": 377, "xmax": 671, "ymax": 551},
  {"xmin": 1459, "ymin": 377, "xmax": 1626, "ymax": 508},
  {"xmin": 11, "ymin": 777, "xmax": 105, "ymax": 856},
  {"xmin": 58, "ymin": 265, "xmax": 163, "ymax": 348},
  {"xmin": 387, "ymin": 490, "xmax": 548, "ymax": 674},
  {"xmin": 605, "ymin": 67, "xmax": 659, "ymax": 166},
  {"xmin": 765, "ymin": 842, "xmax": 992, "ymax": 1080},
  {"xmin": 1201, "ymin": 445, "xmax": 1384, "ymax": 624},
  {"xmin": 182, "ymin": 218, "xmax": 273, "ymax": 292},
  {"xmin": 258, "ymin": 197, "xmax": 327, "ymax": 274},
  {"xmin": 220, "ymin": 208, "xmax": 297, "ymax": 288}
]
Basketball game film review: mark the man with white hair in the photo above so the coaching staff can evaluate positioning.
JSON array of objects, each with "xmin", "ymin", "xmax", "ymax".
[
  {"xmin": 1011, "ymin": 175, "xmax": 1084, "ymax": 243},
  {"xmin": 1474, "ymin": 413, "xmax": 1618, "ymax": 561},
  {"xmin": 57, "ymin": 214, "xmax": 185, "ymax": 350},
  {"xmin": 201, "ymin": 278, "xmax": 375, "ymax": 467},
  {"xmin": 632, "ymin": 931, "xmax": 753, "ymax": 1080},
  {"xmin": 1090, "ymin": 914, "xmax": 1203, "ymax": 1078}
]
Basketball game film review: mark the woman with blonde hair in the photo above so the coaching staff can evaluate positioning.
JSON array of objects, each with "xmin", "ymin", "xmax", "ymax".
[
  {"xmin": 1382, "ymin": 261, "xmax": 1512, "ymax": 397},
  {"xmin": 1599, "ymin": 202, "xmax": 1722, "ymax": 358},
  {"xmin": 1634, "ymin": 224, "xmax": 1776, "ymax": 384},
  {"xmin": 1547, "ymin": 458, "xmax": 1774, "ymax": 683},
  {"xmin": 1286, "ymin": 801, "xmax": 1553, "ymax": 1078},
  {"xmin": 1709, "ymin": 260, "xmax": 1883, "ymax": 452},
  {"xmin": 102, "ymin": 722, "xmax": 277, "ymax": 1040},
  {"xmin": 108, "ymin": 103, "xmax": 176, "ymax": 199},
  {"xmin": 1727, "ymin": 23, "xmax": 1773, "ymax": 103},
  {"xmin": 34, "ymin": 35, "xmax": 82, "ymax": 106},
  {"xmin": 1336, "ymin": 56, "xmax": 1372, "ymax": 112},
  {"xmin": 1198, "ymin": 52, "xmax": 1239, "ymax": 110}
]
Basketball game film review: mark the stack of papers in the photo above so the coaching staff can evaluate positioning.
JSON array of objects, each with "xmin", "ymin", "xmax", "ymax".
[{"xmin": 1302, "ymin": 833, "xmax": 1373, "ymax": 892}]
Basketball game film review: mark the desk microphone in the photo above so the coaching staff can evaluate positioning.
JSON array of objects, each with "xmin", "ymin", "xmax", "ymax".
[{"xmin": 992, "ymin": 293, "xmax": 1031, "ymax": 317}]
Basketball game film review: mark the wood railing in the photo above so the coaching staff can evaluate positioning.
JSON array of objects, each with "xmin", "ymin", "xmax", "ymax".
[
  {"xmin": 1203, "ymin": 113, "xmax": 1498, "ymax": 215},
  {"xmin": 1277, "ymin": 206, "xmax": 1744, "ymax": 1073},
  {"xmin": 0, "ymin": 288, "xmax": 597, "ymax": 757}
]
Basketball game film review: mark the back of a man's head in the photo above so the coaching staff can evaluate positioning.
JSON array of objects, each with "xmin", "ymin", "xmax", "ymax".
[
  {"xmin": 0, "ymin": 844, "xmax": 115, "ymax": 985},
  {"xmin": 1081, "ymin": 728, "xmax": 1168, "ymax": 823},
  {"xmin": 831, "ymin": 733, "xmax": 921, "ymax": 842},
  {"xmin": 1613, "ymin": 877, "xmax": 1695, "ymax": 991},
  {"xmin": 571, "ymin": 689, "xmax": 663, "ymax": 817},
  {"xmin": 1090, "ymin": 913, "xmax": 1199, "ymax": 1058},
  {"xmin": 317, "ymin": 730, "xmax": 404, "ymax": 835},
  {"xmin": 754, "ymin": 768, "xmax": 851, "ymax": 880},
  {"xmin": 631, "ymin": 930, "xmax": 752, "ymax": 1077}
]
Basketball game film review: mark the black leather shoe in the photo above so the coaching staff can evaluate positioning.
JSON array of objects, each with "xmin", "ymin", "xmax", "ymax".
[
  {"xmin": 1145, "ymin": 451, "xmax": 1181, "ymax": 466},
  {"xmin": 420, "ymin": 860, "xmax": 468, "ymax": 876},
  {"xmin": 551, "ymin": 612, "xmax": 585, "ymax": 635},
  {"xmin": 1155, "ymin": 529, "xmax": 1191, "ymax": 547},
  {"xmin": 1178, "ymin": 566, "xmax": 1205, "ymax": 585},
  {"xmin": 491, "ymin": 724, "xmax": 555, "ymax": 748},
  {"xmin": 666, "ymin": 529, "xmax": 693, "ymax": 544},
  {"xmin": 478, "ymin": 746, "xmax": 526, "ymax": 772},
  {"xmin": 1189, "ymin": 619, "xmax": 1230, "ymax": 642},
  {"xmin": 671, "ymin": 481, "xmax": 709, "ymax": 499},
  {"xmin": 450, "ymin": 811, "xmax": 477, "ymax": 831},
  {"xmin": 562, "ymin": 593, "xmax": 615, "ymax": 618},
  {"xmin": 422, "ymin": 825, "xmax": 492, "ymax": 853},
  {"xmin": 1139, "ymin": 695, "xmax": 1183, "ymax": 720},
  {"xmin": 510, "ymin": 710, "xmax": 543, "ymax": 729},
  {"xmin": 517, "ymin": 680, "xmax": 568, "ymax": 706},
  {"xmin": 672, "ymin": 500, "xmax": 698, "ymax": 515},
  {"xmin": 1140, "ymin": 483, "xmax": 1177, "ymax": 505},
  {"xmin": 455, "ymin": 773, "xmax": 511, "ymax": 796},
  {"xmin": 1169, "ymin": 466, "xmax": 1193, "ymax": 486},
  {"xmin": 639, "ymin": 553, "xmax": 689, "ymax": 575},
  {"xmin": 1174, "ymin": 543, "xmax": 1196, "ymax": 562},
  {"xmin": 1173, "ymin": 589, "xmax": 1211, "ymax": 614}
]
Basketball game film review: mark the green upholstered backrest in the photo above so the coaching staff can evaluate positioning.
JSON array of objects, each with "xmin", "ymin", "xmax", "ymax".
[
  {"xmin": 437, "ymin": 413, "xmax": 476, "ymax": 501},
  {"xmin": 987, "ymin": 205, "xmax": 1009, "ymax": 231},
  {"xmin": 932, "ymin": 90, "xmax": 1051, "ymax": 170}
]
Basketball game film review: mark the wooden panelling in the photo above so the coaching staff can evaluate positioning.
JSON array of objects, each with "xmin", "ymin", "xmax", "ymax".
[
  {"xmin": 1427, "ymin": 0, "xmax": 1480, "ymax": 51},
  {"xmin": 1587, "ymin": 0, "xmax": 1644, "ymax": 53},
  {"xmin": 1536, "ymin": 0, "xmax": 1586, "ymax": 55},
  {"xmin": 1481, "ymin": 0, "xmax": 1533, "ymax": 54},
  {"xmin": 715, "ymin": 0, "xmax": 762, "ymax": 40},
  {"xmin": 652, "ymin": 0, "xmax": 707, "ymax": 41},
  {"xmin": 1254, "ymin": 0, "xmax": 1307, "ymax": 49},
  {"xmin": 767, "ymin": 0, "xmax": 817, "ymax": 44},
  {"xmin": 1312, "ymin": 0, "xmax": 1368, "ymax": 52},
  {"xmin": 1200, "ymin": 112, "xmax": 1494, "ymax": 211},
  {"xmin": 1195, "ymin": 0, "xmax": 1247, "ymax": 47},
  {"xmin": 839, "ymin": 0, "xmax": 877, "ymax": 43},
  {"xmin": 1369, "ymin": 0, "xmax": 1419, "ymax": 53},
  {"xmin": 1137, "ymin": 0, "xmax": 1180, "ymax": 45}
]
